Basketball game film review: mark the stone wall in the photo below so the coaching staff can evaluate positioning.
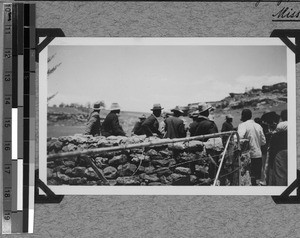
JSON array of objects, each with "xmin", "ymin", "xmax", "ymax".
[{"xmin": 47, "ymin": 135, "xmax": 248, "ymax": 186}]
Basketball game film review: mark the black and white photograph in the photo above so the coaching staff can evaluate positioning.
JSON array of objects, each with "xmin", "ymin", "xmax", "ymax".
[{"xmin": 39, "ymin": 38, "xmax": 296, "ymax": 195}]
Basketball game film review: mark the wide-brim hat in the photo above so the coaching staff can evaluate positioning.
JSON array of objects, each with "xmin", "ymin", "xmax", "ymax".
[
  {"xmin": 171, "ymin": 106, "xmax": 184, "ymax": 114},
  {"xmin": 198, "ymin": 103, "xmax": 212, "ymax": 114},
  {"xmin": 109, "ymin": 102, "xmax": 121, "ymax": 111},
  {"xmin": 93, "ymin": 101, "xmax": 104, "ymax": 110},
  {"xmin": 139, "ymin": 114, "xmax": 147, "ymax": 119},
  {"xmin": 151, "ymin": 103, "xmax": 164, "ymax": 111}
]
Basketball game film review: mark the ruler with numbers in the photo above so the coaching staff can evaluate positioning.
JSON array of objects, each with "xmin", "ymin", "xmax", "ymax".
[{"xmin": 2, "ymin": 3, "xmax": 35, "ymax": 234}]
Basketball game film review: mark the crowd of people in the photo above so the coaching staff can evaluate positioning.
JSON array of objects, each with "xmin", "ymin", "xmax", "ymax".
[{"xmin": 84, "ymin": 101, "xmax": 288, "ymax": 186}]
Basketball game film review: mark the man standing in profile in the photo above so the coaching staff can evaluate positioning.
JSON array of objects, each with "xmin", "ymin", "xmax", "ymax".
[
  {"xmin": 238, "ymin": 109, "xmax": 266, "ymax": 186},
  {"xmin": 221, "ymin": 114, "xmax": 234, "ymax": 146},
  {"xmin": 101, "ymin": 103, "xmax": 126, "ymax": 137},
  {"xmin": 140, "ymin": 104, "xmax": 164, "ymax": 137},
  {"xmin": 164, "ymin": 106, "xmax": 187, "ymax": 139},
  {"xmin": 84, "ymin": 101, "xmax": 103, "ymax": 136}
]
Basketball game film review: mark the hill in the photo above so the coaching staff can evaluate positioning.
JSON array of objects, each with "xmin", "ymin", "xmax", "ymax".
[{"xmin": 185, "ymin": 82, "xmax": 287, "ymax": 114}]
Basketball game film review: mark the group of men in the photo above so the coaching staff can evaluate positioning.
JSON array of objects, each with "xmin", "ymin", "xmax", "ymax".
[
  {"xmin": 85, "ymin": 101, "xmax": 287, "ymax": 186},
  {"xmin": 85, "ymin": 101, "xmax": 220, "ymax": 140}
]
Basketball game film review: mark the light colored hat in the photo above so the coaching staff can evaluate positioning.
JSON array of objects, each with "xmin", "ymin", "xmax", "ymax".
[
  {"xmin": 198, "ymin": 103, "xmax": 212, "ymax": 114},
  {"xmin": 151, "ymin": 103, "xmax": 164, "ymax": 111},
  {"xmin": 226, "ymin": 114, "xmax": 233, "ymax": 119},
  {"xmin": 93, "ymin": 101, "xmax": 104, "ymax": 110},
  {"xmin": 171, "ymin": 106, "xmax": 184, "ymax": 114},
  {"xmin": 109, "ymin": 102, "xmax": 121, "ymax": 111},
  {"xmin": 139, "ymin": 114, "xmax": 146, "ymax": 119}
]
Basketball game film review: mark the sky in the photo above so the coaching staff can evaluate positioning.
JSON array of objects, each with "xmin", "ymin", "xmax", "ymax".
[{"xmin": 47, "ymin": 44, "xmax": 287, "ymax": 112}]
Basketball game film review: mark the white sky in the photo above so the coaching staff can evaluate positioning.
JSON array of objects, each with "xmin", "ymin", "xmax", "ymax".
[{"xmin": 47, "ymin": 44, "xmax": 287, "ymax": 112}]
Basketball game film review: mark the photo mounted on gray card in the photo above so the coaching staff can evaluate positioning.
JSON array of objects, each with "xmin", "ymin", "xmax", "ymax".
[{"xmin": 38, "ymin": 38, "xmax": 296, "ymax": 195}]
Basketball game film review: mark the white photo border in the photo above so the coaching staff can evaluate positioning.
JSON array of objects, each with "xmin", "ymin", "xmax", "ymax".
[{"xmin": 39, "ymin": 37, "xmax": 297, "ymax": 195}]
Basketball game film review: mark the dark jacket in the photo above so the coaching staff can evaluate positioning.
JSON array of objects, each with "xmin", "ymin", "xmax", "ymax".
[
  {"xmin": 132, "ymin": 121, "xmax": 143, "ymax": 135},
  {"xmin": 221, "ymin": 121, "xmax": 234, "ymax": 132},
  {"xmin": 194, "ymin": 116, "xmax": 218, "ymax": 140},
  {"xmin": 221, "ymin": 121, "xmax": 234, "ymax": 146},
  {"xmin": 84, "ymin": 111, "xmax": 101, "ymax": 136},
  {"xmin": 140, "ymin": 114, "xmax": 162, "ymax": 137},
  {"xmin": 189, "ymin": 121, "xmax": 199, "ymax": 137},
  {"xmin": 101, "ymin": 112, "xmax": 126, "ymax": 137},
  {"xmin": 164, "ymin": 116, "xmax": 186, "ymax": 139}
]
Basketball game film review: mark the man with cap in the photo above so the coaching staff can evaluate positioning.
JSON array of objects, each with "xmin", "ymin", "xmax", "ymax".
[
  {"xmin": 131, "ymin": 114, "xmax": 147, "ymax": 136},
  {"xmin": 188, "ymin": 110, "xmax": 200, "ymax": 137},
  {"xmin": 101, "ymin": 103, "xmax": 126, "ymax": 137},
  {"xmin": 238, "ymin": 108, "xmax": 266, "ymax": 185},
  {"xmin": 221, "ymin": 114, "xmax": 235, "ymax": 146},
  {"xmin": 164, "ymin": 106, "xmax": 187, "ymax": 139},
  {"xmin": 140, "ymin": 104, "xmax": 164, "ymax": 138},
  {"xmin": 194, "ymin": 103, "xmax": 218, "ymax": 140},
  {"xmin": 84, "ymin": 101, "xmax": 103, "ymax": 136}
]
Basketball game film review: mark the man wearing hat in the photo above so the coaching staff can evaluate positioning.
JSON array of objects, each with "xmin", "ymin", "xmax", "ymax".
[
  {"xmin": 140, "ymin": 104, "xmax": 164, "ymax": 137},
  {"xmin": 221, "ymin": 114, "xmax": 235, "ymax": 146},
  {"xmin": 84, "ymin": 101, "xmax": 103, "ymax": 136},
  {"xmin": 131, "ymin": 114, "xmax": 147, "ymax": 136},
  {"xmin": 238, "ymin": 108, "xmax": 266, "ymax": 185},
  {"xmin": 194, "ymin": 103, "xmax": 218, "ymax": 139},
  {"xmin": 188, "ymin": 110, "xmax": 200, "ymax": 137},
  {"xmin": 101, "ymin": 103, "xmax": 126, "ymax": 137},
  {"xmin": 164, "ymin": 106, "xmax": 187, "ymax": 139}
]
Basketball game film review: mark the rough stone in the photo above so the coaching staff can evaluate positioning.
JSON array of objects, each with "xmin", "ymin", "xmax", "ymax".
[
  {"xmin": 86, "ymin": 181, "xmax": 97, "ymax": 186},
  {"xmin": 84, "ymin": 167, "xmax": 99, "ymax": 180},
  {"xmin": 76, "ymin": 156, "xmax": 90, "ymax": 167},
  {"xmin": 168, "ymin": 173, "xmax": 190, "ymax": 185},
  {"xmin": 109, "ymin": 154, "xmax": 128, "ymax": 166},
  {"xmin": 62, "ymin": 144, "xmax": 78, "ymax": 152},
  {"xmin": 117, "ymin": 163, "xmax": 137, "ymax": 176},
  {"xmin": 47, "ymin": 168, "xmax": 53, "ymax": 178},
  {"xmin": 53, "ymin": 165, "xmax": 67, "ymax": 173},
  {"xmin": 152, "ymin": 159, "xmax": 170, "ymax": 167},
  {"xmin": 108, "ymin": 180, "xmax": 117, "ymax": 186},
  {"xmin": 103, "ymin": 166, "xmax": 118, "ymax": 179},
  {"xmin": 65, "ymin": 168, "xmax": 74, "ymax": 177},
  {"xmin": 63, "ymin": 161, "xmax": 75, "ymax": 168},
  {"xmin": 47, "ymin": 161, "xmax": 55, "ymax": 169},
  {"xmin": 69, "ymin": 177, "xmax": 87, "ymax": 185},
  {"xmin": 73, "ymin": 167, "xmax": 86, "ymax": 177},
  {"xmin": 169, "ymin": 159, "xmax": 177, "ymax": 167},
  {"xmin": 148, "ymin": 182, "xmax": 162, "ymax": 186},
  {"xmin": 195, "ymin": 165, "xmax": 209, "ymax": 175},
  {"xmin": 155, "ymin": 167, "xmax": 172, "ymax": 177},
  {"xmin": 95, "ymin": 157, "xmax": 108, "ymax": 169},
  {"xmin": 146, "ymin": 149, "xmax": 159, "ymax": 157},
  {"xmin": 175, "ymin": 167, "xmax": 191, "ymax": 175},
  {"xmin": 159, "ymin": 149, "xmax": 173, "ymax": 157},
  {"xmin": 159, "ymin": 175, "xmax": 170, "ymax": 184},
  {"xmin": 57, "ymin": 172, "xmax": 70, "ymax": 184},
  {"xmin": 48, "ymin": 179, "xmax": 60, "ymax": 185},
  {"xmin": 137, "ymin": 166, "xmax": 145, "ymax": 174},
  {"xmin": 144, "ymin": 166, "xmax": 155, "ymax": 174},
  {"xmin": 116, "ymin": 176, "xmax": 140, "ymax": 185},
  {"xmin": 140, "ymin": 173, "xmax": 160, "ymax": 182},
  {"xmin": 198, "ymin": 178, "xmax": 212, "ymax": 185},
  {"xmin": 48, "ymin": 140, "xmax": 63, "ymax": 152},
  {"xmin": 190, "ymin": 175, "xmax": 198, "ymax": 185}
]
